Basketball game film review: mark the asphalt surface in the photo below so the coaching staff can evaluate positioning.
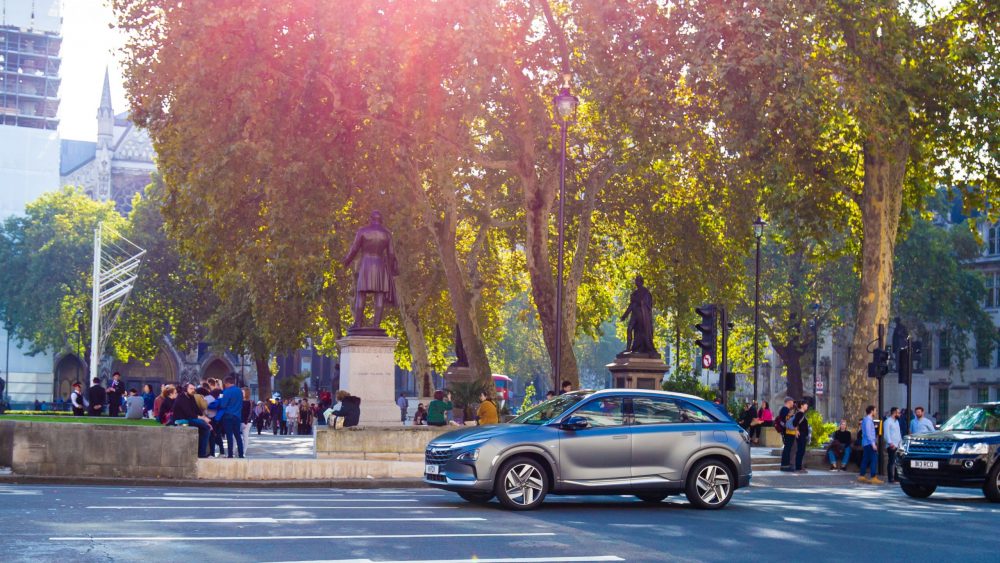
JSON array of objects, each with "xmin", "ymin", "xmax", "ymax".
[{"xmin": 0, "ymin": 482, "xmax": 997, "ymax": 562}]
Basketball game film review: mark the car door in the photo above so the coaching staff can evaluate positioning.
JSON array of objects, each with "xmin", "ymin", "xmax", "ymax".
[
  {"xmin": 629, "ymin": 396, "xmax": 705, "ymax": 484},
  {"xmin": 558, "ymin": 396, "xmax": 631, "ymax": 485}
]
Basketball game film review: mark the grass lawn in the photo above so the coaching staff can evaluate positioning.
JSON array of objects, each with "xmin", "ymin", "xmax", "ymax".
[{"xmin": 0, "ymin": 414, "xmax": 162, "ymax": 426}]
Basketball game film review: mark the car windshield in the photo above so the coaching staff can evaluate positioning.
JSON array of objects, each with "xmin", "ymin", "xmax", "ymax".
[
  {"xmin": 510, "ymin": 393, "xmax": 587, "ymax": 425},
  {"xmin": 940, "ymin": 405, "xmax": 1000, "ymax": 432}
]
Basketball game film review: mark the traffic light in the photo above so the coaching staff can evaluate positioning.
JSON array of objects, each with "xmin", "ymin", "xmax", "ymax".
[
  {"xmin": 724, "ymin": 372, "xmax": 736, "ymax": 391},
  {"xmin": 694, "ymin": 304, "xmax": 718, "ymax": 370},
  {"xmin": 898, "ymin": 346, "xmax": 911, "ymax": 385},
  {"xmin": 868, "ymin": 347, "xmax": 890, "ymax": 379},
  {"xmin": 911, "ymin": 340, "xmax": 923, "ymax": 371}
]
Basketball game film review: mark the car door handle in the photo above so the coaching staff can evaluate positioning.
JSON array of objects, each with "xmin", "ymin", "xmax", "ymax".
[{"xmin": 612, "ymin": 434, "xmax": 627, "ymax": 440}]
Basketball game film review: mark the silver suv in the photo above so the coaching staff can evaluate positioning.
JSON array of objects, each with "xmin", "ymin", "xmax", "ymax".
[{"xmin": 424, "ymin": 389, "xmax": 752, "ymax": 510}]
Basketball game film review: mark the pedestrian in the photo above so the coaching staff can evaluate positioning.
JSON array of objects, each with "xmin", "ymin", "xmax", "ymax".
[
  {"xmin": 87, "ymin": 377, "xmax": 106, "ymax": 416},
  {"xmin": 337, "ymin": 393, "xmax": 361, "ymax": 428},
  {"xmin": 476, "ymin": 390, "xmax": 499, "ymax": 425},
  {"xmin": 156, "ymin": 384, "xmax": 177, "ymax": 424},
  {"xmin": 241, "ymin": 386, "xmax": 253, "ymax": 445},
  {"xmin": 739, "ymin": 402, "xmax": 757, "ymax": 431},
  {"xmin": 201, "ymin": 383, "xmax": 225, "ymax": 457},
  {"xmin": 792, "ymin": 401, "xmax": 810, "ymax": 473},
  {"xmin": 827, "ymin": 419, "xmax": 853, "ymax": 470},
  {"xmin": 252, "ymin": 401, "xmax": 266, "ymax": 435},
  {"xmin": 172, "ymin": 382, "xmax": 211, "ymax": 458},
  {"xmin": 427, "ymin": 390, "xmax": 453, "ymax": 427},
  {"xmin": 299, "ymin": 400, "xmax": 313, "ymax": 434},
  {"xmin": 544, "ymin": 390, "xmax": 556, "ymax": 401},
  {"xmin": 858, "ymin": 405, "xmax": 883, "ymax": 484},
  {"xmin": 280, "ymin": 399, "xmax": 289, "ymax": 435},
  {"xmin": 413, "ymin": 403, "xmax": 428, "ymax": 425},
  {"xmin": 107, "ymin": 372, "xmax": 124, "ymax": 417},
  {"xmin": 884, "ymin": 407, "xmax": 902, "ymax": 483},
  {"xmin": 125, "ymin": 388, "xmax": 144, "ymax": 420},
  {"xmin": 70, "ymin": 382, "xmax": 86, "ymax": 416},
  {"xmin": 397, "ymin": 392, "xmax": 409, "ymax": 424},
  {"xmin": 929, "ymin": 412, "xmax": 939, "ymax": 426},
  {"xmin": 560, "ymin": 380, "xmax": 572, "ymax": 395},
  {"xmin": 286, "ymin": 399, "xmax": 300, "ymax": 435},
  {"xmin": 910, "ymin": 406, "xmax": 935, "ymax": 435},
  {"xmin": 775, "ymin": 397, "xmax": 795, "ymax": 471},
  {"xmin": 269, "ymin": 400, "xmax": 282, "ymax": 435},
  {"xmin": 141, "ymin": 384, "xmax": 156, "ymax": 418},
  {"xmin": 212, "ymin": 375, "xmax": 245, "ymax": 459},
  {"xmin": 755, "ymin": 400, "xmax": 772, "ymax": 445}
]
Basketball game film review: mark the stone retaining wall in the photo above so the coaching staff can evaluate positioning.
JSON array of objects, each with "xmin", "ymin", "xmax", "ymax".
[
  {"xmin": 316, "ymin": 425, "xmax": 455, "ymax": 461},
  {"xmin": 196, "ymin": 458, "xmax": 424, "ymax": 480},
  {"xmin": 0, "ymin": 420, "xmax": 198, "ymax": 479}
]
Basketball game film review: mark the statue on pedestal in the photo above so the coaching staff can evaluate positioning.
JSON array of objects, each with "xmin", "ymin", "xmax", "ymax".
[
  {"xmin": 341, "ymin": 210, "xmax": 398, "ymax": 333},
  {"xmin": 618, "ymin": 274, "xmax": 659, "ymax": 358}
]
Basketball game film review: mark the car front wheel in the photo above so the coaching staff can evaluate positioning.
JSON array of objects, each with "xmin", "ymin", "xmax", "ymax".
[
  {"xmin": 984, "ymin": 464, "xmax": 1000, "ymax": 503},
  {"xmin": 494, "ymin": 456, "xmax": 548, "ymax": 511},
  {"xmin": 900, "ymin": 482, "xmax": 936, "ymax": 499},
  {"xmin": 685, "ymin": 459, "xmax": 734, "ymax": 510}
]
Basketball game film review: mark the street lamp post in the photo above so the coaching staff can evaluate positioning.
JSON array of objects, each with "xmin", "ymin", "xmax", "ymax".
[
  {"xmin": 75, "ymin": 309, "xmax": 84, "ymax": 384},
  {"xmin": 811, "ymin": 304, "xmax": 821, "ymax": 409},
  {"xmin": 752, "ymin": 217, "xmax": 766, "ymax": 402},
  {"xmin": 552, "ymin": 76, "xmax": 578, "ymax": 392}
]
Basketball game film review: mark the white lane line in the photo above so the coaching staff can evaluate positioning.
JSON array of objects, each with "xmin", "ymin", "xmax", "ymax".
[
  {"xmin": 130, "ymin": 517, "xmax": 485, "ymax": 523},
  {"xmin": 49, "ymin": 532, "xmax": 556, "ymax": 542},
  {"xmin": 87, "ymin": 505, "xmax": 451, "ymax": 510},
  {"xmin": 110, "ymin": 497, "xmax": 417, "ymax": 502},
  {"xmin": 264, "ymin": 558, "xmax": 624, "ymax": 563}
]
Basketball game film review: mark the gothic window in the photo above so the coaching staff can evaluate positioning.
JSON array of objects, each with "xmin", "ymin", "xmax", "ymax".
[
  {"xmin": 986, "ymin": 272, "xmax": 999, "ymax": 310},
  {"xmin": 989, "ymin": 222, "xmax": 999, "ymax": 256}
]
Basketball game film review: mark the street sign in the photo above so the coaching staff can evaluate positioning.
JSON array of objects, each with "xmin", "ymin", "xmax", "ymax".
[
  {"xmin": 816, "ymin": 380, "xmax": 824, "ymax": 396},
  {"xmin": 702, "ymin": 354, "xmax": 712, "ymax": 369}
]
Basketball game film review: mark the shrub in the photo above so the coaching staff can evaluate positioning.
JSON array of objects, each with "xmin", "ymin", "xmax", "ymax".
[{"xmin": 807, "ymin": 409, "xmax": 837, "ymax": 448}]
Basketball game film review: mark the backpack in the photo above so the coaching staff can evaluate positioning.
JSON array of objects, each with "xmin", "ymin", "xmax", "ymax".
[
  {"xmin": 784, "ymin": 411, "xmax": 799, "ymax": 436},
  {"xmin": 774, "ymin": 409, "xmax": 787, "ymax": 435}
]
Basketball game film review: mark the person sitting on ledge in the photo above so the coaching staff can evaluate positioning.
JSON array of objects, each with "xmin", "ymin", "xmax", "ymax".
[
  {"xmin": 827, "ymin": 419, "xmax": 853, "ymax": 471},
  {"xmin": 476, "ymin": 390, "xmax": 499, "ymax": 425}
]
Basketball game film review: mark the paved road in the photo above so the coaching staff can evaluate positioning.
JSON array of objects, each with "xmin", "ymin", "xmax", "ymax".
[{"xmin": 0, "ymin": 482, "xmax": 997, "ymax": 562}]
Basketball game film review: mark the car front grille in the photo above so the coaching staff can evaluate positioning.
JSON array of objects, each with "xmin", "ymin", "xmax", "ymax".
[
  {"xmin": 908, "ymin": 440, "xmax": 955, "ymax": 455},
  {"xmin": 425, "ymin": 447, "xmax": 453, "ymax": 464}
]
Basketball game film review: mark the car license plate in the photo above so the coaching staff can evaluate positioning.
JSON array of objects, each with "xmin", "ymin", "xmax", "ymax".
[
  {"xmin": 425, "ymin": 464, "xmax": 440, "ymax": 475},
  {"xmin": 911, "ymin": 460, "xmax": 938, "ymax": 470}
]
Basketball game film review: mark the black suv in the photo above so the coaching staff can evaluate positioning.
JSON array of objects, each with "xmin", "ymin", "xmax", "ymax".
[{"xmin": 896, "ymin": 402, "xmax": 1000, "ymax": 501}]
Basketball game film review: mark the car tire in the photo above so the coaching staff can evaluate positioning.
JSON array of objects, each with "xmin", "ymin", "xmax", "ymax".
[
  {"xmin": 685, "ymin": 458, "xmax": 734, "ymax": 510},
  {"xmin": 458, "ymin": 491, "xmax": 494, "ymax": 504},
  {"xmin": 984, "ymin": 463, "xmax": 1000, "ymax": 503},
  {"xmin": 635, "ymin": 493, "xmax": 670, "ymax": 503},
  {"xmin": 900, "ymin": 482, "xmax": 936, "ymax": 499},
  {"xmin": 494, "ymin": 456, "xmax": 548, "ymax": 511}
]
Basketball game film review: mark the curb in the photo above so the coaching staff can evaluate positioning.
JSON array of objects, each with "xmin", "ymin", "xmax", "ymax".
[{"xmin": 0, "ymin": 474, "xmax": 429, "ymax": 489}]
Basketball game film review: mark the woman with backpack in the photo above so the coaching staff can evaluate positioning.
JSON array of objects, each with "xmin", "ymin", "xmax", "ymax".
[{"xmin": 791, "ymin": 401, "xmax": 811, "ymax": 473}]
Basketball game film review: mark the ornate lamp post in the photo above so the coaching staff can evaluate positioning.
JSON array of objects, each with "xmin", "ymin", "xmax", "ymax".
[
  {"xmin": 552, "ymin": 76, "xmax": 578, "ymax": 391},
  {"xmin": 752, "ymin": 216, "xmax": 766, "ymax": 402}
]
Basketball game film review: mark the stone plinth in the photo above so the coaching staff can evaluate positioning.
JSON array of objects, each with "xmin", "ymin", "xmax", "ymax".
[
  {"xmin": 606, "ymin": 355, "xmax": 668, "ymax": 390},
  {"xmin": 337, "ymin": 335, "xmax": 400, "ymax": 426},
  {"xmin": 316, "ymin": 425, "xmax": 455, "ymax": 460}
]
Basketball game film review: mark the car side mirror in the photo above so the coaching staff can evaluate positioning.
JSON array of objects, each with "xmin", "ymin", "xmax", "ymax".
[{"xmin": 561, "ymin": 416, "xmax": 590, "ymax": 431}]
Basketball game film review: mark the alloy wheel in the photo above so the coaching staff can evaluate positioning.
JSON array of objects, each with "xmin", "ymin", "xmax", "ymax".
[
  {"xmin": 503, "ymin": 463, "xmax": 544, "ymax": 507},
  {"xmin": 695, "ymin": 463, "xmax": 731, "ymax": 505}
]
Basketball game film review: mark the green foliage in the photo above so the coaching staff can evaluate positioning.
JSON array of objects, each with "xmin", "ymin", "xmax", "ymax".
[
  {"xmin": 519, "ymin": 382, "xmax": 537, "ymax": 413},
  {"xmin": 661, "ymin": 372, "xmax": 715, "ymax": 401},
  {"xmin": 0, "ymin": 414, "xmax": 161, "ymax": 426},
  {"xmin": 0, "ymin": 187, "xmax": 124, "ymax": 356},
  {"xmin": 447, "ymin": 380, "xmax": 492, "ymax": 422},
  {"xmin": 276, "ymin": 372, "xmax": 307, "ymax": 399},
  {"xmin": 807, "ymin": 409, "xmax": 837, "ymax": 450}
]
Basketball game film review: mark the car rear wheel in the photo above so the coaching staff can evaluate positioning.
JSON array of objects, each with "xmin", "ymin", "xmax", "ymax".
[
  {"xmin": 900, "ymin": 482, "xmax": 936, "ymax": 499},
  {"xmin": 494, "ymin": 456, "xmax": 548, "ymax": 511},
  {"xmin": 983, "ymin": 464, "xmax": 1000, "ymax": 503},
  {"xmin": 458, "ymin": 491, "xmax": 494, "ymax": 504},
  {"xmin": 635, "ymin": 493, "xmax": 670, "ymax": 503},
  {"xmin": 685, "ymin": 459, "xmax": 734, "ymax": 510}
]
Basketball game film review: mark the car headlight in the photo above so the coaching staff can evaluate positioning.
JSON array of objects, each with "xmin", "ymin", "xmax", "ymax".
[
  {"xmin": 956, "ymin": 442, "xmax": 989, "ymax": 455},
  {"xmin": 449, "ymin": 438, "xmax": 488, "ymax": 450},
  {"xmin": 456, "ymin": 449, "xmax": 480, "ymax": 461},
  {"xmin": 899, "ymin": 437, "xmax": 910, "ymax": 455}
]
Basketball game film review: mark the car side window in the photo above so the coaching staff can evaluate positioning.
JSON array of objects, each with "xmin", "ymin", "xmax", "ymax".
[
  {"xmin": 632, "ymin": 396, "xmax": 683, "ymax": 424},
  {"xmin": 570, "ymin": 397, "xmax": 625, "ymax": 427},
  {"xmin": 677, "ymin": 401, "xmax": 715, "ymax": 423}
]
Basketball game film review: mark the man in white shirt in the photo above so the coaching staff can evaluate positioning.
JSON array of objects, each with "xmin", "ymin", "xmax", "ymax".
[
  {"xmin": 286, "ymin": 400, "xmax": 300, "ymax": 435},
  {"xmin": 910, "ymin": 406, "xmax": 936, "ymax": 435},
  {"xmin": 884, "ymin": 407, "xmax": 902, "ymax": 483}
]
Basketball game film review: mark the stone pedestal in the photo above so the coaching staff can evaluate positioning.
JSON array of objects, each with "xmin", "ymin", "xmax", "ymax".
[
  {"xmin": 336, "ymin": 335, "xmax": 400, "ymax": 427},
  {"xmin": 606, "ymin": 355, "xmax": 668, "ymax": 390},
  {"xmin": 443, "ymin": 363, "xmax": 475, "ymax": 386}
]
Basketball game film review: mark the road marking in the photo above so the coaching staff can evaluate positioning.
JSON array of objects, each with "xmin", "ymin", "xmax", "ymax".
[
  {"xmin": 110, "ymin": 497, "xmax": 418, "ymax": 502},
  {"xmin": 130, "ymin": 517, "xmax": 486, "ymax": 523},
  {"xmin": 264, "ymin": 558, "xmax": 625, "ymax": 563},
  {"xmin": 87, "ymin": 505, "xmax": 450, "ymax": 510},
  {"xmin": 49, "ymin": 532, "xmax": 555, "ymax": 542}
]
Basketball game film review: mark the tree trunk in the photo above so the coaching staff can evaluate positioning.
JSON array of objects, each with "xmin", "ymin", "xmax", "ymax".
[
  {"xmin": 254, "ymin": 354, "xmax": 272, "ymax": 399},
  {"xmin": 843, "ymin": 137, "xmax": 909, "ymax": 426},
  {"xmin": 773, "ymin": 344, "xmax": 805, "ymax": 401},
  {"xmin": 395, "ymin": 272, "xmax": 433, "ymax": 397}
]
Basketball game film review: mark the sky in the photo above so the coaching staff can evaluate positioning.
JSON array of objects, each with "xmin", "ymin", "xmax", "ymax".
[{"xmin": 57, "ymin": 0, "xmax": 129, "ymax": 141}]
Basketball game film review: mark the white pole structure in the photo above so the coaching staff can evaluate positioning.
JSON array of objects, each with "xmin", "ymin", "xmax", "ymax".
[
  {"xmin": 89, "ymin": 225, "xmax": 102, "ymax": 383},
  {"xmin": 89, "ymin": 222, "xmax": 146, "ymax": 384}
]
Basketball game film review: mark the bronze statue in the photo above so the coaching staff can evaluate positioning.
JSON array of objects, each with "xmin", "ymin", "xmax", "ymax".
[
  {"xmin": 341, "ymin": 210, "xmax": 398, "ymax": 332},
  {"xmin": 618, "ymin": 274, "xmax": 659, "ymax": 358}
]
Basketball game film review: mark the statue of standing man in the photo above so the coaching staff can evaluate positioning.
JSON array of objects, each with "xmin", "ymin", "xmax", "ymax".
[
  {"xmin": 618, "ymin": 274, "xmax": 659, "ymax": 358},
  {"xmin": 341, "ymin": 210, "xmax": 398, "ymax": 333}
]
